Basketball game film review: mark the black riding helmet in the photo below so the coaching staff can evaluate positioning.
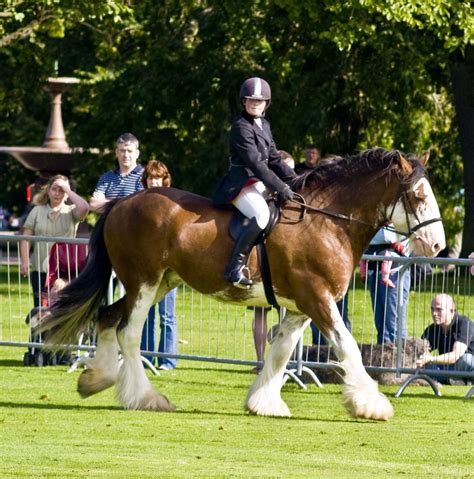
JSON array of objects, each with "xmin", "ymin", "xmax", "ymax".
[{"xmin": 240, "ymin": 77, "xmax": 271, "ymax": 110}]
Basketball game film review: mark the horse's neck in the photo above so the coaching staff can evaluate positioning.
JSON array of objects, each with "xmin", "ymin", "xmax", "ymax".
[
  {"xmin": 350, "ymin": 176, "xmax": 401, "ymax": 252},
  {"xmin": 306, "ymin": 176, "xmax": 399, "ymax": 258}
]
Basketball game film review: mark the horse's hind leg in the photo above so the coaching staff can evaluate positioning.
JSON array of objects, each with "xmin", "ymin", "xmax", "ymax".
[
  {"xmin": 325, "ymin": 301, "xmax": 394, "ymax": 421},
  {"xmin": 77, "ymin": 299, "xmax": 124, "ymax": 398},
  {"xmin": 246, "ymin": 313, "xmax": 310, "ymax": 417},
  {"xmin": 115, "ymin": 284, "xmax": 175, "ymax": 411}
]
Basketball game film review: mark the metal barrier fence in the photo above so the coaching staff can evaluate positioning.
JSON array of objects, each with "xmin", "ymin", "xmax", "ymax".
[{"xmin": 1, "ymin": 233, "xmax": 473, "ymax": 396}]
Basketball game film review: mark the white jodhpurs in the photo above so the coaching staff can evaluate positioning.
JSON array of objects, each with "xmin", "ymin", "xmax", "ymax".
[{"xmin": 232, "ymin": 181, "xmax": 270, "ymax": 229}]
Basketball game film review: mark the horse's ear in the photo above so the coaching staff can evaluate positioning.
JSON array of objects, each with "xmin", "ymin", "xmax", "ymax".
[
  {"xmin": 397, "ymin": 152, "xmax": 412, "ymax": 176},
  {"xmin": 419, "ymin": 150, "xmax": 430, "ymax": 166}
]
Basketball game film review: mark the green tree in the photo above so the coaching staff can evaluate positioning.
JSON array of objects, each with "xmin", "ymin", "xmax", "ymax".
[
  {"xmin": 0, "ymin": 0, "xmax": 136, "ymax": 213},
  {"xmin": 0, "ymin": 1, "xmax": 472, "ymax": 254}
]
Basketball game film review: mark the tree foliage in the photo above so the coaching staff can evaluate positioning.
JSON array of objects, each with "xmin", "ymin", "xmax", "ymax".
[{"xmin": 0, "ymin": 1, "xmax": 472, "ymax": 250}]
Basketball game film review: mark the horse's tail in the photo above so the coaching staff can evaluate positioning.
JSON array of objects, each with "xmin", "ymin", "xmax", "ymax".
[{"xmin": 39, "ymin": 202, "xmax": 117, "ymax": 349}]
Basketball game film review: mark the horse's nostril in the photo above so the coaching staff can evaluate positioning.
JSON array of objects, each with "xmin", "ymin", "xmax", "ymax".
[{"xmin": 432, "ymin": 243, "xmax": 441, "ymax": 254}]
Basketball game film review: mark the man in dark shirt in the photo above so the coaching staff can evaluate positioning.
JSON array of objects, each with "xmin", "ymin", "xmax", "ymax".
[
  {"xmin": 416, "ymin": 294, "xmax": 474, "ymax": 380},
  {"xmin": 294, "ymin": 144, "xmax": 321, "ymax": 174}
]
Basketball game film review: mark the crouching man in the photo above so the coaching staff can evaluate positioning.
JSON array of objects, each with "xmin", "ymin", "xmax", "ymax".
[{"xmin": 416, "ymin": 293, "xmax": 474, "ymax": 383}]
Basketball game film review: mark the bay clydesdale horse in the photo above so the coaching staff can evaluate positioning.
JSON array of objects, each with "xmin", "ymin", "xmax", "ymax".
[{"xmin": 41, "ymin": 148, "xmax": 445, "ymax": 421}]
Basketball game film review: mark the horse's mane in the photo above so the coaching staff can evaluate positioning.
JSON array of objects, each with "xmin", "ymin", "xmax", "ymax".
[{"xmin": 291, "ymin": 147, "xmax": 426, "ymax": 192}]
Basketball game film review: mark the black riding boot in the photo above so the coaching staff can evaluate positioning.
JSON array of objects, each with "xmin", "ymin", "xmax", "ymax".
[{"xmin": 224, "ymin": 217, "xmax": 263, "ymax": 289}]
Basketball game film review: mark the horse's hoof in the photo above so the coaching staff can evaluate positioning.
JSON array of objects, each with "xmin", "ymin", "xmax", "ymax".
[
  {"xmin": 245, "ymin": 402, "xmax": 292, "ymax": 417},
  {"xmin": 343, "ymin": 385, "xmax": 394, "ymax": 421},
  {"xmin": 77, "ymin": 368, "xmax": 116, "ymax": 398},
  {"xmin": 121, "ymin": 389, "xmax": 176, "ymax": 412},
  {"xmin": 245, "ymin": 395, "xmax": 291, "ymax": 417}
]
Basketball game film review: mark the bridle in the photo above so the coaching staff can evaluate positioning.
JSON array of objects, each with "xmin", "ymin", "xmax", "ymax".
[
  {"xmin": 285, "ymin": 177, "xmax": 442, "ymax": 240},
  {"xmin": 382, "ymin": 189, "xmax": 443, "ymax": 238}
]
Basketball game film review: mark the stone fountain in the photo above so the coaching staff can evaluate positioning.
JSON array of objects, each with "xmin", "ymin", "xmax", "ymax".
[{"xmin": 0, "ymin": 77, "xmax": 99, "ymax": 176}]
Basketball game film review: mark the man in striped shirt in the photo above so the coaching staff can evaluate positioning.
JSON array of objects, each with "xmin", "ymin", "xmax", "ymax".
[{"xmin": 89, "ymin": 132, "xmax": 144, "ymax": 212}]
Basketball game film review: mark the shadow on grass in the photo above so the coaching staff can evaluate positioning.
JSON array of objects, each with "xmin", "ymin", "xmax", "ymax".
[
  {"xmin": 174, "ymin": 409, "xmax": 366, "ymax": 424},
  {"xmin": 0, "ymin": 359, "xmax": 24, "ymax": 367},
  {"xmin": 0, "ymin": 400, "xmax": 362, "ymax": 423},
  {"xmin": 392, "ymin": 390, "xmax": 472, "ymax": 400},
  {"xmin": 0, "ymin": 401, "xmax": 123, "ymax": 411}
]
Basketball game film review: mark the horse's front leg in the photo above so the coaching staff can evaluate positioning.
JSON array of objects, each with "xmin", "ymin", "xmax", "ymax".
[
  {"xmin": 115, "ymin": 284, "xmax": 175, "ymax": 411},
  {"xmin": 324, "ymin": 300, "xmax": 394, "ymax": 421},
  {"xmin": 246, "ymin": 313, "xmax": 310, "ymax": 417}
]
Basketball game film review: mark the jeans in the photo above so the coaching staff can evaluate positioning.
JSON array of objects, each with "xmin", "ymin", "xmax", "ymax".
[
  {"xmin": 452, "ymin": 353, "xmax": 474, "ymax": 372},
  {"xmin": 368, "ymin": 268, "xmax": 410, "ymax": 344},
  {"xmin": 311, "ymin": 294, "xmax": 352, "ymax": 345},
  {"xmin": 423, "ymin": 353, "xmax": 474, "ymax": 383},
  {"xmin": 140, "ymin": 288, "xmax": 178, "ymax": 368}
]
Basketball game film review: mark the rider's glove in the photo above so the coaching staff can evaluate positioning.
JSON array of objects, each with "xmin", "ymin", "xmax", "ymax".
[{"xmin": 278, "ymin": 186, "xmax": 295, "ymax": 203}]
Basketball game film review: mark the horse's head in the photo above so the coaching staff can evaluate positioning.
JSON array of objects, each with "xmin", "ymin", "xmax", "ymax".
[
  {"xmin": 290, "ymin": 148, "xmax": 445, "ymax": 257},
  {"xmin": 388, "ymin": 152, "xmax": 445, "ymax": 257}
]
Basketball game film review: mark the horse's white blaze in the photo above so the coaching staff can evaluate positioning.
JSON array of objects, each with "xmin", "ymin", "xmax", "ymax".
[
  {"xmin": 390, "ymin": 178, "xmax": 445, "ymax": 256},
  {"xmin": 412, "ymin": 178, "xmax": 445, "ymax": 254},
  {"xmin": 115, "ymin": 284, "xmax": 175, "ymax": 411},
  {"xmin": 326, "ymin": 301, "xmax": 394, "ymax": 421},
  {"xmin": 246, "ymin": 314, "xmax": 310, "ymax": 417}
]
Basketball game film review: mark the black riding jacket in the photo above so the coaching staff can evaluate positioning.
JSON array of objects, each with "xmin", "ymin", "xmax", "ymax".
[{"xmin": 213, "ymin": 111, "xmax": 296, "ymax": 206}]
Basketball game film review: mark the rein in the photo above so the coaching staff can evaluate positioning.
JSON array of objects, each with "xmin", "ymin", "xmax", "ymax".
[
  {"xmin": 287, "ymin": 188, "xmax": 442, "ymax": 239},
  {"xmin": 287, "ymin": 193, "xmax": 378, "ymax": 228}
]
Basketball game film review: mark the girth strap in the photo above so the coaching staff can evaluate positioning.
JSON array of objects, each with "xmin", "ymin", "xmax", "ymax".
[{"xmin": 256, "ymin": 243, "xmax": 280, "ymax": 309}]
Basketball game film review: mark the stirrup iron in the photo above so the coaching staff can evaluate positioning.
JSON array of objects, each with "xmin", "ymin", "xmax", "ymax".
[{"xmin": 232, "ymin": 265, "xmax": 252, "ymax": 289}]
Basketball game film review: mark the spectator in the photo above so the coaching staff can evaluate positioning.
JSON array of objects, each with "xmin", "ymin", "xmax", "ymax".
[
  {"xmin": 416, "ymin": 294, "xmax": 474, "ymax": 382},
  {"xmin": 140, "ymin": 159, "xmax": 178, "ymax": 370},
  {"xmin": 45, "ymin": 242, "xmax": 88, "ymax": 292},
  {"xmin": 213, "ymin": 77, "xmax": 296, "ymax": 288},
  {"xmin": 19, "ymin": 175, "xmax": 89, "ymax": 307},
  {"xmin": 295, "ymin": 144, "xmax": 321, "ymax": 174},
  {"xmin": 251, "ymin": 306, "xmax": 272, "ymax": 373},
  {"xmin": 89, "ymin": 132, "xmax": 144, "ymax": 213},
  {"xmin": 437, "ymin": 206, "xmax": 463, "ymax": 272},
  {"xmin": 90, "ymin": 136, "xmax": 178, "ymax": 370},
  {"xmin": 360, "ymin": 226, "xmax": 410, "ymax": 344}
]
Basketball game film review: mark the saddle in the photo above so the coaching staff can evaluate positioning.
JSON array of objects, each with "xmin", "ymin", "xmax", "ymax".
[
  {"xmin": 228, "ymin": 199, "xmax": 280, "ymax": 308},
  {"xmin": 228, "ymin": 198, "xmax": 280, "ymax": 243}
]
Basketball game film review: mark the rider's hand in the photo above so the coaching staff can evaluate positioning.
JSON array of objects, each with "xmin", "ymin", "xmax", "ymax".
[{"xmin": 278, "ymin": 186, "xmax": 295, "ymax": 203}]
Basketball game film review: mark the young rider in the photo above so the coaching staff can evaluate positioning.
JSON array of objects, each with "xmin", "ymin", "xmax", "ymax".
[{"xmin": 213, "ymin": 77, "xmax": 296, "ymax": 288}]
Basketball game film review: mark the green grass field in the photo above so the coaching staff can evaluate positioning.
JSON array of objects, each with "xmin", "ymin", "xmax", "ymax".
[
  {"xmin": 1, "ymin": 349, "xmax": 473, "ymax": 478},
  {"xmin": 1, "ymin": 258, "xmax": 474, "ymax": 477}
]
